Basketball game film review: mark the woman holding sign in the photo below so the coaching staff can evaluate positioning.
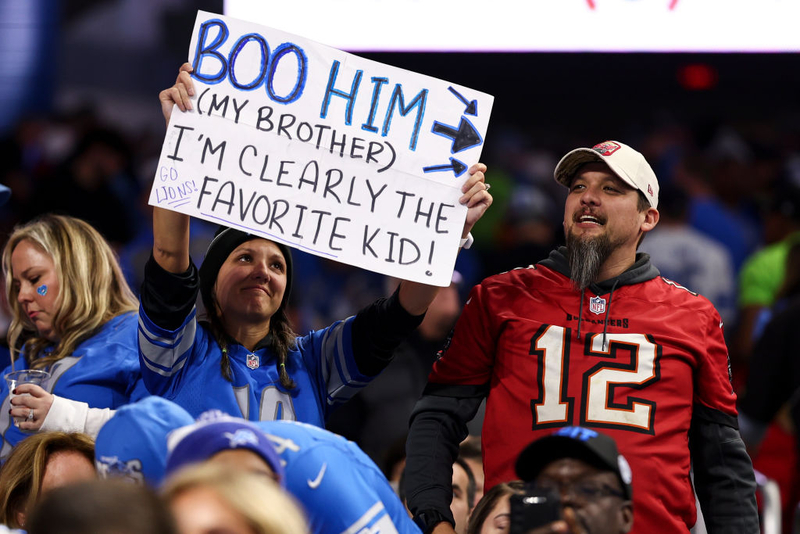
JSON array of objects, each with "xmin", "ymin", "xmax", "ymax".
[
  {"xmin": 0, "ymin": 215, "xmax": 147, "ymax": 458},
  {"xmin": 137, "ymin": 63, "xmax": 492, "ymax": 425}
]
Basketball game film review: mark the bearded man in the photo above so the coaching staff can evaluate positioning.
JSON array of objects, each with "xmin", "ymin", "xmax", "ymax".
[{"xmin": 404, "ymin": 141, "xmax": 758, "ymax": 534}]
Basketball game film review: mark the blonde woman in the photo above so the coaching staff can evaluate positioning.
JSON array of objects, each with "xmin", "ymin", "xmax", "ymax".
[
  {"xmin": 0, "ymin": 215, "xmax": 147, "ymax": 457},
  {"xmin": 0, "ymin": 431, "xmax": 96, "ymax": 529},
  {"xmin": 163, "ymin": 463, "xmax": 308, "ymax": 534}
]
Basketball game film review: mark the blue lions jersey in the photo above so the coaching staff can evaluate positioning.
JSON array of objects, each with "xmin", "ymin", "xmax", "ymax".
[
  {"xmin": 138, "ymin": 305, "xmax": 372, "ymax": 426},
  {"xmin": 254, "ymin": 420, "xmax": 420, "ymax": 534},
  {"xmin": 0, "ymin": 312, "xmax": 147, "ymax": 457}
]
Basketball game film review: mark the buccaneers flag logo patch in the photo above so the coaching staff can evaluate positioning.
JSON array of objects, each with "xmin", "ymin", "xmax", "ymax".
[{"xmin": 592, "ymin": 141, "xmax": 621, "ymax": 156}]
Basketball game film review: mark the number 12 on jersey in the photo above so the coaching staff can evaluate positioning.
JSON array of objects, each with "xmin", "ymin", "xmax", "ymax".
[{"xmin": 530, "ymin": 325, "xmax": 661, "ymax": 435}]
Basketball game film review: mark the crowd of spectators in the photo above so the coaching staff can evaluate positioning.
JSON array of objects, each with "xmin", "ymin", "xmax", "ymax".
[
  {"xmin": 1, "ymin": 88, "xmax": 799, "ymax": 531},
  {"xmin": 5, "ymin": 108, "xmax": 798, "ymax": 333}
]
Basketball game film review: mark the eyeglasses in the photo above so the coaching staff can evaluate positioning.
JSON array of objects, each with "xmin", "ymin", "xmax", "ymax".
[{"xmin": 532, "ymin": 479, "xmax": 626, "ymax": 504}]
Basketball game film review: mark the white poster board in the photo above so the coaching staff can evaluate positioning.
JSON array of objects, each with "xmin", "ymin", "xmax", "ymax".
[{"xmin": 150, "ymin": 11, "xmax": 493, "ymax": 287}]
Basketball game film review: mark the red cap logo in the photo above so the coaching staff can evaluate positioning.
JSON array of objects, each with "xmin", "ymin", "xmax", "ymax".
[
  {"xmin": 592, "ymin": 141, "xmax": 621, "ymax": 156},
  {"xmin": 647, "ymin": 184, "xmax": 654, "ymax": 197}
]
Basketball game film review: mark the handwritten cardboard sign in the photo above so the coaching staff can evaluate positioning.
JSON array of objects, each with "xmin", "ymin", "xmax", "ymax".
[{"xmin": 150, "ymin": 10, "xmax": 493, "ymax": 286}]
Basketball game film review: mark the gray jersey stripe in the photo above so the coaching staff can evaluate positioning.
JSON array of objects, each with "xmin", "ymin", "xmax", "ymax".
[
  {"xmin": 139, "ymin": 349, "xmax": 188, "ymax": 378},
  {"xmin": 138, "ymin": 320, "xmax": 197, "ymax": 370}
]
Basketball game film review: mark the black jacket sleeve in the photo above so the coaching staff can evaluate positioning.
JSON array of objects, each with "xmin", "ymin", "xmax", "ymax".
[
  {"xmin": 350, "ymin": 287, "xmax": 425, "ymax": 376},
  {"xmin": 140, "ymin": 253, "xmax": 200, "ymax": 331},
  {"xmin": 690, "ymin": 403, "xmax": 759, "ymax": 534},
  {"xmin": 404, "ymin": 382, "xmax": 488, "ymax": 529}
]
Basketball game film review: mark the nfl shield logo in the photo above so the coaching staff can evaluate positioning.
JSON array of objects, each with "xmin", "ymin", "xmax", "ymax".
[
  {"xmin": 246, "ymin": 353, "xmax": 260, "ymax": 370},
  {"xmin": 589, "ymin": 296, "xmax": 606, "ymax": 315}
]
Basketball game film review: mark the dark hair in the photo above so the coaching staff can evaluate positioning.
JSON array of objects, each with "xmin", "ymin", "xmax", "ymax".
[
  {"xmin": 26, "ymin": 479, "xmax": 177, "ymax": 534},
  {"xmin": 467, "ymin": 481, "xmax": 525, "ymax": 534},
  {"xmin": 459, "ymin": 438, "xmax": 482, "ymax": 462},
  {"xmin": 635, "ymin": 190, "xmax": 653, "ymax": 249},
  {"xmin": 636, "ymin": 190, "xmax": 651, "ymax": 213},
  {"xmin": 199, "ymin": 228, "xmax": 296, "ymax": 389},
  {"xmin": 205, "ymin": 298, "xmax": 297, "ymax": 389}
]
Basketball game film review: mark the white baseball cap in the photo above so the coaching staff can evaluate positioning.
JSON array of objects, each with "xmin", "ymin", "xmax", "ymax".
[{"xmin": 554, "ymin": 140, "xmax": 659, "ymax": 208}]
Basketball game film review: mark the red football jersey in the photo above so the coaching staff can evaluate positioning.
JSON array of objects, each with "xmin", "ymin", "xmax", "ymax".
[{"xmin": 428, "ymin": 263, "xmax": 737, "ymax": 533}]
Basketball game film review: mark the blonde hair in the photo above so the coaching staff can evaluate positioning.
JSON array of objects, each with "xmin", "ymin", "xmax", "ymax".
[
  {"xmin": 2, "ymin": 214, "xmax": 138, "ymax": 369},
  {"xmin": 163, "ymin": 463, "xmax": 308, "ymax": 534},
  {"xmin": 0, "ymin": 431, "xmax": 96, "ymax": 529}
]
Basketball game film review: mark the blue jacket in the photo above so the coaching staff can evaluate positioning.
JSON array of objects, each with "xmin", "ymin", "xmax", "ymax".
[
  {"xmin": 0, "ymin": 312, "xmax": 146, "ymax": 456},
  {"xmin": 256, "ymin": 420, "xmax": 421, "ymax": 534}
]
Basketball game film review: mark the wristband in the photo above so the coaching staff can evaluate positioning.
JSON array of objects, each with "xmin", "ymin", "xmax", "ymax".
[{"xmin": 459, "ymin": 233, "xmax": 474, "ymax": 250}]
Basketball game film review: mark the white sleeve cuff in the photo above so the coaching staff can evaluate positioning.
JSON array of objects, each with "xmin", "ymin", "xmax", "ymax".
[{"xmin": 41, "ymin": 395, "xmax": 116, "ymax": 439}]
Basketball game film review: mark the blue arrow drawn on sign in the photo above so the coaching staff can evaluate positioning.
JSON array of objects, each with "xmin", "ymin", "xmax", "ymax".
[
  {"xmin": 423, "ymin": 157, "xmax": 467, "ymax": 177},
  {"xmin": 448, "ymin": 87, "xmax": 478, "ymax": 116},
  {"xmin": 431, "ymin": 117, "xmax": 483, "ymax": 154}
]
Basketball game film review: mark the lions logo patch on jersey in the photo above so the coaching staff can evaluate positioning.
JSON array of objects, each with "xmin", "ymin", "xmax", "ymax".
[
  {"xmin": 589, "ymin": 296, "xmax": 606, "ymax": 315},
  {"xmin": 247, "ymin": 353, "xmax": 260, "ymax": 370}
]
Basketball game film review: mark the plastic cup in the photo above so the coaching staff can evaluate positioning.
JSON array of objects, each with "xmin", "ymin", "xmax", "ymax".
[{"xmin": 5, "ymin": 369, "xmax": 50, "ymax": 427}]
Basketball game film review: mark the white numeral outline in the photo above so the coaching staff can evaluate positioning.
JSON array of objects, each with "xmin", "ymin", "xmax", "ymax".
[
  {"xmin": 582, "ymin": 333, "xmax": 659, "ymax": 434},
  {"xmin": 530, "ymin": 325, "xmax": 573, "ymax": 427},
  {"xmin": 260, "ymin": 385, "xmax": 297, "ymax": 421},
  {"xmin": 530, "ymin": 326, "xmax": 660, "ymax": 434}
]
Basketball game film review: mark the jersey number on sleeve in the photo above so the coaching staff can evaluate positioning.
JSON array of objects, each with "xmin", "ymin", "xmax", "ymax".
[{"xmin": 530, "ymin": 325, "xmax": 660, "ymax": 435}]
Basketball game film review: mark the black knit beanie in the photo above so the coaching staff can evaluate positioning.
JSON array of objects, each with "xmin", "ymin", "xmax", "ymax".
[{"xmin": 198, "ymin": 227, "xmax": 294, "ymax": 314}]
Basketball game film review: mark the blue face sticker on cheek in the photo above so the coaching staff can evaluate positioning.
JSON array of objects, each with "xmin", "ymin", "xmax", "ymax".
[{"xmin": 36, "ymin": 285, "xmax": 47, "ymax": 296}]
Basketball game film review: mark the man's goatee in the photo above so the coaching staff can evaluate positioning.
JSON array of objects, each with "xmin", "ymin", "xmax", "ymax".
[{"xmin": 566, "ymin": 232, "xmax": 615, "ymax": 290}]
